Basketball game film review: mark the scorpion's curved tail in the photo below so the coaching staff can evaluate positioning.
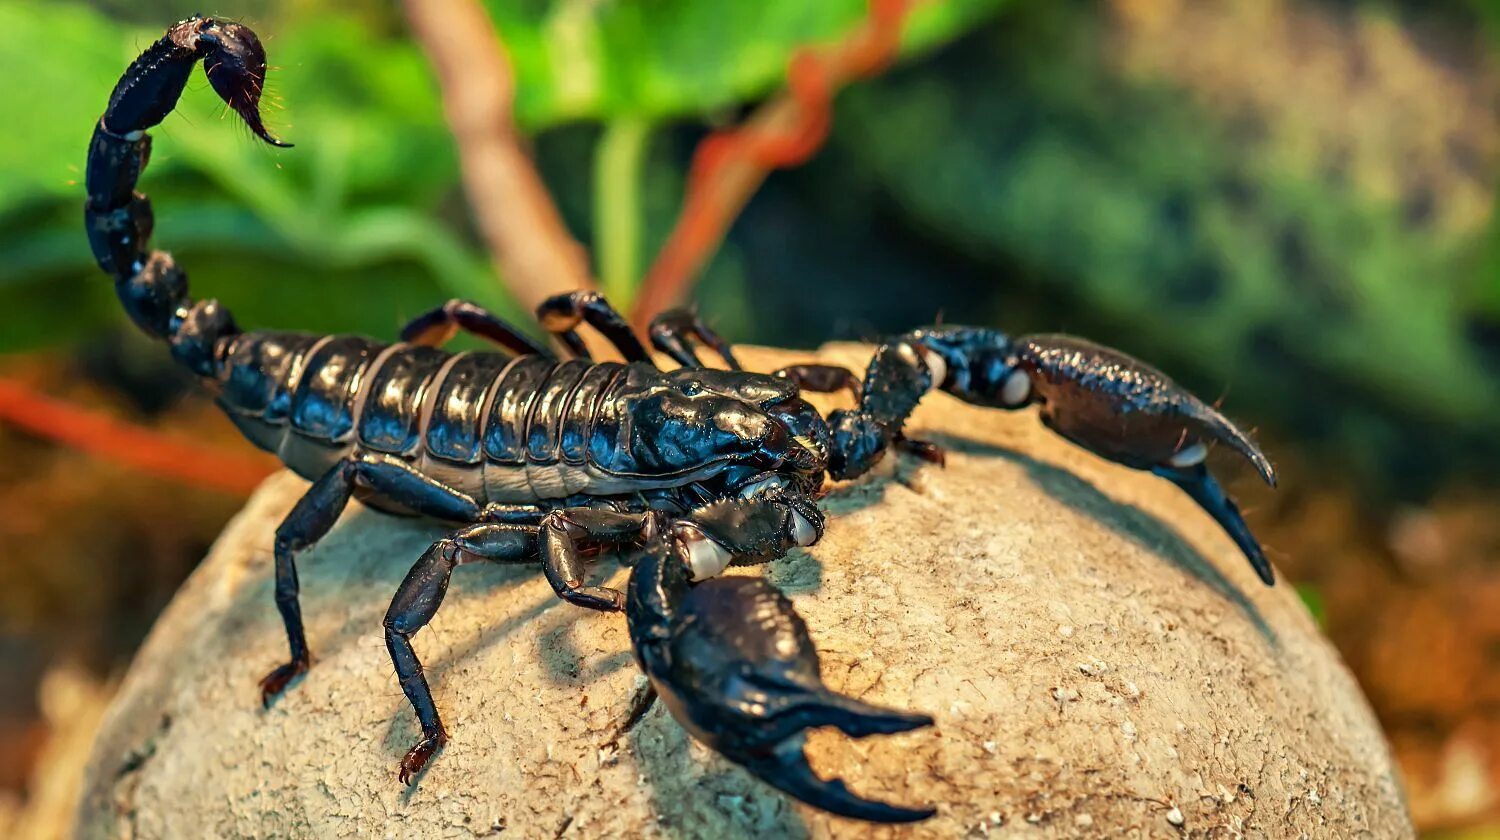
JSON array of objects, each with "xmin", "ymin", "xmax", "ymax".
[{"xmin": 85, "ymin": 16, "xmax": 288, "ymax": 376}]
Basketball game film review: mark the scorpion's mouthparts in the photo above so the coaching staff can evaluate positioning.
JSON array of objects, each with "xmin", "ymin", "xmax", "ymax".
[
  {"xmin": 792, "ymin": 433, "xmax": 825, "ymax": 461},
  {"xmin": 781, "ymin": 435, "xmax": 824, "ymax": 473}
]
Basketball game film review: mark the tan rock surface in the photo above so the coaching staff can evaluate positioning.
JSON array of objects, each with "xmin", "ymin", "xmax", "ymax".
[{"xmin": 74, "ymin": 344, "xmax": 1412, "ymax": 838}]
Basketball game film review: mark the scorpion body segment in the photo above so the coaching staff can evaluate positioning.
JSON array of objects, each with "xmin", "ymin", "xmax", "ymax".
[
  {"xmin": 216, "ymin": 332, "xmax": 811, "ymax": 505},
  {"xmin": 86, "ymin": 18, "xmax": 1281, "ymax": 823}
]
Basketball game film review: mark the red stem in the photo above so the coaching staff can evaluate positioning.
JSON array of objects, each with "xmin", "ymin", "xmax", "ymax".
[
  {"xmin": 631, "ymin": 0, "xmax": 913, "ymax": 329},
  {"xmin": 0, "ymin": 378, "xmax": 276, "ymax": 496}
]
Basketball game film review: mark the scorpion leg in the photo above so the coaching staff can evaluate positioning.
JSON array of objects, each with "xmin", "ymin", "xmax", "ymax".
[
  {"xmin": 539, "ymin": 508, "xmax": 658, "ymax": 611},
  {"xmin": 773, "ymin": 364, "xmax": 862, "ymax": 403},
  {"xmin": 829, "ymin": 328, "xmax": 1278, "ymax": 584},
  {"xmin": 263, "ymin": 466, "xmax": 353, "ymax": 702},
  {"xmin": 535, "ymin": 291, "xmax": 651, "ymax": 363},
  {"xmin": 625, "ymin": 533, "xmax": 934, "ymax": 823},
  {"xmin": 399, "ymin": 299, "xmax": 549, "ymax": 357},
  {"xmin": 262, "ymin": 452, "xmax": 492, "ymax": 704},
  {"xmin": 648, "ymin": 307, "xmax": 742, "ymax": 370},
  {"xmin": 384, "ymin": 523, "xmax": 536, "ymax": 783},
  {"xmin": 384, "ymin": 507, "xmax": 676, "ymax": 783}
]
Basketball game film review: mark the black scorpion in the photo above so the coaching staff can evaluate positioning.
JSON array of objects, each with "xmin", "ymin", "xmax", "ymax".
[{"xmin": 84, "ymin": 17, "xmax": 1279, "ymax": 823}]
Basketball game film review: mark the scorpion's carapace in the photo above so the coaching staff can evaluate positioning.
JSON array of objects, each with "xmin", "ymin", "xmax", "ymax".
[{"xmin": 86, "ymin": 17, "xmax": 1279, "ymax": 824}]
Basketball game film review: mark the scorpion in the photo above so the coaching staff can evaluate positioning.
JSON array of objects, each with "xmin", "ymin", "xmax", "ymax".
[{"xmin": 84, "ymin": 17, "xmax": 1278, "ymax": 823}]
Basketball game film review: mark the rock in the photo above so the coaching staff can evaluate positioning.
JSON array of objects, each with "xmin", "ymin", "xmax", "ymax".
[
  {"xmin": 0, "ymin": 665, "xmax": 115, "ymax": 840},
  {"xmin": 74, "ymin": 344, "xmax": 1413, "ymax": 838}
]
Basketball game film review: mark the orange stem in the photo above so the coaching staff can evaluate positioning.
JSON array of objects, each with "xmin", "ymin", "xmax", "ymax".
[
  {"xmin": 631, "ymin": 0, "xmax": 914, "ymax": 329},
  {"xmin": 0, "ymin": 378, "xmax": 276, "ymax": 496},
  {"xmin": 404, "ymin": 0, "xmax": 616, "ymax": 361}
]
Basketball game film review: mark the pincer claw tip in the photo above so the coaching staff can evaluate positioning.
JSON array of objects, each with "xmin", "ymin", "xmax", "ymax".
[
  {"xmin": 1156, "ymin": 463, "xmax": 1276, "ymax": 586},
  {"xmin": 626, "ymin": 552, "xmax": 937, "ymax": 822},
  {"xmin": 745, "ymin": 739, "xmax": 937, "ymax": 823}
]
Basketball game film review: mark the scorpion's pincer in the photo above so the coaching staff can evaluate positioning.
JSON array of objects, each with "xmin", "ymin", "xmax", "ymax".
[
  {"xmin": 625, "ymin": 537, "xmax": 936, "ymax": 823},
  {"xmin": 1012, "ymin": 334, "xmax": 1279, "ymax": 584}
]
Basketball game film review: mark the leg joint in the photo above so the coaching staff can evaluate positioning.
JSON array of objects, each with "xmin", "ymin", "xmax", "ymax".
[
  {"xmin": 540, "ymin": 509, "xmax": 583, "ymax": 538},
  {"xmin": 272, "ymin": 533, "xmax": 299, "ymax": 557}
]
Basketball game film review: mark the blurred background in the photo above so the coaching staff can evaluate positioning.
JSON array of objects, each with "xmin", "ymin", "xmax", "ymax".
[{"xmin": 0, "ymin": 0, "xmax": 1497, "ymax": 835}]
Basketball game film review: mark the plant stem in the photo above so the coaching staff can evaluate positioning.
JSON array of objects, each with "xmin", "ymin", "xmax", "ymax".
[
  {"xmin": 630, "ymin": 0, "xmax": 916, "ymax": 329},
  {"xmin": 594, "ymin": 118, "xmax": 651, "ymax": 308},
  {"xmin": 403, "ymin": 0, "xmax": 601, "ymax": 325},
  {"xmin": 0, "ymin": 378, "xmax": 275, "ymax": 495}
]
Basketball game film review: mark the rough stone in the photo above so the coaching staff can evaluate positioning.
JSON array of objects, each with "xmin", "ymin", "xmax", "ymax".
[{"xmin": 74, "ymin": 344, "xmax": 1414, "ymax": 838}]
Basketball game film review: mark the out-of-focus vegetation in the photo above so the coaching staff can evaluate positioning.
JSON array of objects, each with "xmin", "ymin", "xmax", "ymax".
[
  {"xmin": 3, "ymin": 0, "xmax": 1495, "ymax": 491},
  {"xmin": 0, "ymin": 0, "xmax": 1496, "ymax": 835},
  {"xmin": 833, "ymin": 0, "xmax": 1500, "ymax": 488},
  {"xmin": 0, "ymin": 0, "xmax": 1000, "ymax": 348},
  {"xmin": 0, "ymin": 1, "xmax": 481, "ymax": 347}
]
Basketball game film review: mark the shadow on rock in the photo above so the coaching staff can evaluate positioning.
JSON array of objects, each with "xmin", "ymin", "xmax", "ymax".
[
  {"xmin": 628, "ymin": 702, "xmax": 812, "ymax": 839},
  {"xmin": 534, "ymin": 568, "xmax": 637, "ymax": 688},
  {"xmin": 920, "ymin": 433, "xmax": 1274, "ymax": 644}
]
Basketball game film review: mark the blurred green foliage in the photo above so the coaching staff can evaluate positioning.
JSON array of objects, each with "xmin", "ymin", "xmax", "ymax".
[
  {"xmin": 1294, "ymin": 584, "xmax": 1326, "ymax": 628},
  {"xmin": 0, "ymin": 1, "xmax": 479, "ymax": 349},
  {"xmin": 0, "ymin": 0, "xmax": 1000, "ymax": 352},
  {"xmin": 821, "ymin": 0, "xmax": 1500, "ymax": 480},
  {"xmin": 490, "ymin": 0, "xmax": 1003, "ymax": 127},
  {"xmin": 845, "ymin": 4, "xmax": 1498, "ymax": 412}
]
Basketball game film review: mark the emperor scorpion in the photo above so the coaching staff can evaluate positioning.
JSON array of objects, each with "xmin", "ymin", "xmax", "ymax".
[{"xmin": 84, "ymin": 17, "xmax": 1277, "ymax": 822}]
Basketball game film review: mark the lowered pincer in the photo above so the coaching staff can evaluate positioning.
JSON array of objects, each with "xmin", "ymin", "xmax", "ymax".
[{"xmin": 626, "ymin": 538, "xmax": 935, "ymax": 823}]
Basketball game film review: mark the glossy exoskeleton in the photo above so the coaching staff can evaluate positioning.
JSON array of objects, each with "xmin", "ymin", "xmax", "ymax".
[{"xmin": 84, "ymin": 17, "xmax": 1278, "ymax": 823}]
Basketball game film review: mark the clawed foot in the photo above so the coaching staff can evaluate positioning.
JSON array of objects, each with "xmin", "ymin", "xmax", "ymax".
[
  {"xmin": 398, "ymin": 731, "xmax": 447, "ymax": 784},
  {"xmin": 564, "ymin": 584, "xmax": 626, "ymax": 612},
  {"xmin": 258, "ymin": 656, "xmax": 309, "ymax": 707},
  {"xmin": 897, "ymin": 436, "xmax": 945, "ymax": 466}
]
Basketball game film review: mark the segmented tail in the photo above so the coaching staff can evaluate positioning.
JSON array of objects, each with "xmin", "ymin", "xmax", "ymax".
[{"xmin": 85, "ymin": 16, "xmax": 288, "ymax": 375}]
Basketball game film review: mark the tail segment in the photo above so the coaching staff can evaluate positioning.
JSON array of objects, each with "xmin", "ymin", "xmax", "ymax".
[{"xmin": 85, "ymin": 17, "xmax": 288, "ymax": 375}]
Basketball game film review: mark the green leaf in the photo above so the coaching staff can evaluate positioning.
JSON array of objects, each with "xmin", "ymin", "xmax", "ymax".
[
  {"xmin": 0, "ymin": 2, "xmax": 145, "ymax": 214},
  {"xmin": 0, "ymin": 1, "xmax": 524, "ymax": 347},
  {"xmin": 1294, "ymin": 585, "xmax": 1326, "ymax": 628},
  {"xmin": 492, "ymin": 0, "xmax": 1008, "ymax": 128}
]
